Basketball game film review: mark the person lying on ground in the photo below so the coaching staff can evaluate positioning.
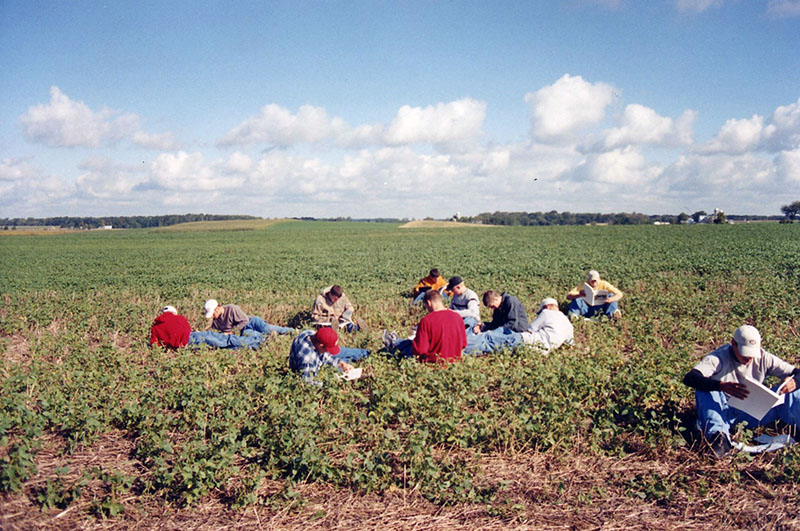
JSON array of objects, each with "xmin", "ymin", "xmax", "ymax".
[
  {"xmin": 150, "ymin": 306, "xmax": 268, "ymax": 350},
  {"xmin": 288, "ymin": 327, "xmax": 370, "ymax": 386},
  {"xmin": 311, "ymin": 284, "xmax": 368, "ymax": 332},
  {"xmin": 682, "ymin": 324, "xmax": 800, "ymax": 458},
  {"xmin": 566, "ymin": 269, "xmax": 623, "ymax": 320},
  {"xmin": 382, "ymin": 289, "xmax": 467, "ymax": 363},
  {"xmin": 204, "ymin": 299, "xmax": 293, "ymax": 336},
  {"xmin": 412, "ymin": 268, "xmax": 448, "ymax": 303},
  {"xmin": 447, "ymin": 276, "xmax": 480, "ymax": 329}
]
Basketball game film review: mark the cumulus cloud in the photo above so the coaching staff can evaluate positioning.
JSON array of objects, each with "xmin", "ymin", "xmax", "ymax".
[
  {"xmin": 573, "ymin": 146, "xmax": 663, "ymax": 184},
  {"xmin": 19, "ymin": 86, "xmax": 178, "ymax": 151},
  {"xmin": 218, "ymin": 104, "xmax": 348, "ymax": 147},
  {"xmin": 675, "ymin": 0, "xmax": 723, "ymax": 13},
  {"xmin": 136, "ymin": 151, "xmax": 246, "ymax": 192},
  {"xmin": 0, "ymin": 158, "xmax": 72, "ymax": 211},
  {"xmin": 74, "ymin": 157, "xmax": 142, "ymax": 199},
  {"xmin": 20, "ymin": 86, "xmax": 139, "ymax": 148},
  {"xmin": 525, "ymin": 74, "xmax": 615, "ymax": 141},
  {"xmin": 596, "ymin": 105, "xmax": 696, "ymax": 149},
  {"xmin": 133, "ymin": 131, "xmax": 179, "ymax": 151},
  {"xmin": 383, "ymin": 99, "xmax": 486, "ymax": 150},
  {"xmin": 699, "ymin": 98, "xmax": 800, "ymax": 154},
  {"xmin": 767, "ymin": 0, "xmax": 800, "ymax": 17},
  {"xmin": 776, "ymin": 148, "xmax": 800, "ymax": 183},
  {"xmin": 219, "ymin": 98, "xmax": 486, "ymax": 152}
]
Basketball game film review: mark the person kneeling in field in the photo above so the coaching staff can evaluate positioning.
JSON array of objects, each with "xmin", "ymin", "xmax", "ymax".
[
  {"xmin": 204, "ymin": 299, "xmax": 293, "ymax": 336},
  {"xmin": 150, "ymin": 306, "xmax": 267, "ymax": 350},
  {"xmin": 683, "ymin": 325, "xmax": 800, "ymax": 458},
  {"xmin": 566, "ymin": 269, "xmax": 623, "ymax": 320},
  {"xmin": 311, "ymin": 284, "xmax": 368, "ymax": 332},
  {"xmin": 289, "ymin": 327, "xmax": 370, "ymax": 386},
  {"xmin": 382, "ymin": 289, "xmax": 467, "ymax": 363}
]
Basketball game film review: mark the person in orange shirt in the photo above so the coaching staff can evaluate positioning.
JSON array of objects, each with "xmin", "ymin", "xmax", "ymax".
[{"xmin": 412, "ymin": 268, "xmax": 448, "ymax": 304}]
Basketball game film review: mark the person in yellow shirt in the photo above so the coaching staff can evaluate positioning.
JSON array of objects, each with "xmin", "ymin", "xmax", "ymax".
[
  {"xmin": 566, "ymin": 269, "xmax": 623, "ymax": 320},
  {"xmin": 412, "ymin": 268, "xmax": 448, "ymax": 303}
]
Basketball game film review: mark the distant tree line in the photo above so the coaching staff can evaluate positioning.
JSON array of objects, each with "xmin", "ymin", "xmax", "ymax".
[
  {"xmin": 0, "ymin": 214, "xmax": 260, "ymax": 230},
  {"xmin": 459, "ymin": 211, "xmax": 782, "ymax": 226}
]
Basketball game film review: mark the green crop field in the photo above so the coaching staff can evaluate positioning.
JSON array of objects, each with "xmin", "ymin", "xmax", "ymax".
[{"xmin": 2, "ymin": 221, "xmax": 800, "ymax": 528}]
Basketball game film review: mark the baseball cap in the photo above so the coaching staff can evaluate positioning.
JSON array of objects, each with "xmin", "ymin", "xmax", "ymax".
[
  {"xmin": 587, "ymin": 270, "xmax": 600, "ymax": 281},
  {"xmin": 538, "ymin": 297, "xmax": 558, "ymax": 313},
  {"xmin": 733, "ymin": 325, "xmax": 761, "ymax": 360},
  {"xmin": 315, "ymin": 327, "xmax": 341, "ymax": 355},
  {"xmin": 733, "ymin": 325, "xmax": 762, "ymax": 360},
  {"xmin": 447, "ymin": 276, "xmax": 463, "ymax": 290},
  {"xmin": 162, "ymin": 305, "xmax": 178, "ymax": 315},
  {"xmin": 204, "ymin": 299, "xmax": 219, "ymax": 319}
]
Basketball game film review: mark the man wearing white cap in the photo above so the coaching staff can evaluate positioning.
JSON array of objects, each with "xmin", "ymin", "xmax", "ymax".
[
  {"xmin": 566, "ymin": 269, "xmax": 623, "ymax": 320},
  {"xmin": 520, "ymin": 298, "xmax": 574, "ymax": 353},
  {"xmin": 204, "ymin": 299, "xmax": 293, "ymax": 336},
  {"xmin": 683, "ymin": 325, "xmax": 800, "ymax": 457}
]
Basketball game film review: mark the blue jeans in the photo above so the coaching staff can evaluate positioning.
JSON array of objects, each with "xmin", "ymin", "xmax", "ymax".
[
  {"xmin": 334, "ymin": 347, "xmax": 371, "ymax": 364},
  {"xmin": 695, "ymin": 388, "xmax": 800, "ymax": 439},
  {"xmin": 188, "ymin": 330, "xmax": 266, "ymax": 349},
  {"xmin": 462, "ymin": 316, "xmax": 479, "ymax": 329},
  {"xmin": 464, "ymin": 327, "xmax": 523, "ymax": 355},
  {"xmin": 243, "ymin": 316, "xmax": 293, "ymax": 335},
  {"xmin": 568, "ymin": 298, "xmax": 618, "ymax": 318},
  {"xmin": 413, "ymin": 289, "xmax": 450, "ymax": 304}
]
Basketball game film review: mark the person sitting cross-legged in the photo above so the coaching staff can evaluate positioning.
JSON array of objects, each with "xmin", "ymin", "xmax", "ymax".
[
  {"xmin": 566, "ymin": 269, "xmax": 623, "ymax": 320},
  {"xmin": 382, "ymin": 289, "xmax": 467, "ymax": 363}
]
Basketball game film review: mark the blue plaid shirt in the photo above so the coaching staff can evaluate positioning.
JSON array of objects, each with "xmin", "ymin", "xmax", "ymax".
[{"xmin": 288, "ymin": 330, "xmax": 336, "ymax": 386}]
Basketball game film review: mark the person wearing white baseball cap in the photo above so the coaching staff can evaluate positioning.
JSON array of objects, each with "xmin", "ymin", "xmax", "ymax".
[
  {"xmin": 565, "ymin": 269, "xmax": 623, "ymax": 321},
  {"xmin": 683, "ymin": 324, "xmax": 800, "ymax": 457},
  {"xmin": 520, "ymin": 298, "xmax": 574, "ymax": 353},
  {"xmin": 203, "ymin": 299, "xmax": 293, "ymax": 336}
]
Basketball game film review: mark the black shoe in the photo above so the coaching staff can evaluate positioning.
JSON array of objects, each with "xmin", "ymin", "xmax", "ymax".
[{"xmin": 709, "ymin": 432, "xmax": 732, "ymax": 458}]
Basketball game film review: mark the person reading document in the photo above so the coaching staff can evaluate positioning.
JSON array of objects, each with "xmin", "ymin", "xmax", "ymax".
[{"xmin": 683, "ymin": 325, "xmax": 800, "ymax": 457}]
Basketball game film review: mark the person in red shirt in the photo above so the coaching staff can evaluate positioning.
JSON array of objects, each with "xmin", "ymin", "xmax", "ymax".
[
  {"xmin": 150, "ymin": 306, "xmax": 192, "ymax": 349},
  {"xmin": 383, "ymin": 290, "xmax": 467, "ymax": 363}
]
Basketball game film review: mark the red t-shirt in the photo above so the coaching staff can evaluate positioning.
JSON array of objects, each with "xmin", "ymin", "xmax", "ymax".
[
  {"xmin": 150, "ymin": 313, "xmax": 192, "ymax": 348},
  {"xmin": 412, "ymin": 309, "xmax": 467, "ymax": 363}
]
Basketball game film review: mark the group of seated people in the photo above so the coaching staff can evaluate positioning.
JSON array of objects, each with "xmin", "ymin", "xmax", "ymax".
[
  {"xmin": 148, "ymin": 269, "xmax": 800, "ymax": 458},
  {"xmin": 150, "ymin": 268, "xmax": 624, "ymax": 385}
]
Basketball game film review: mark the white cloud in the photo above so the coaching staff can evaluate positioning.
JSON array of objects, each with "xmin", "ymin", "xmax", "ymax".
[
  {"xmin": 675, "ymin": 0, "xmax": 723, "ymax": 13},
  {"xmin": 19, "ymin": 86, "xmax": 139, "ymax": 148},
  {"xmin": 767, "ymin": 0, "xmax": 800, "ymax": 18},
  {"xmin": 574, "ymin": 146, "xmax": 662, "ymax": 184},
  {"xmin": 0, "ymin": 158, "xmax": 72, "ymax": 212},
  {"xmin": 0, "ymin": 157, "xmax": 36, "ymax": 182},
  {"xmin": 776, "ymin": 148, "xmax": 800, "ymax": 183},
  {"xmin": 19, "ymin": 86, "xmax": 178, "ymax": 152},
  {"xmin": 383, "ymin": 99, "xmax": 486, "ymax": 150},
  {"xmin": 767, "ymin": 97, "xmax": 800, "ymax": 151},
  {"xmin": 525, "ymin": 74, "xmax": 615, "ymax": 141},
  {"xmin": 75, "ymin": 157, "xmax": 141, "ymax": 199},
  {"xmin": 699, "ymin": 115, "xmax": 769, "ymax": 154},
  {"xmin": 138, "ymin": 151, "xmax": 246, "ymax": 192},
  {"xmin": 598, "ymin": 105, "xmax": 696, "ymax": 149},
  {"xmin": 218, "ymin": 104, "xmax": 348, "ymax": 147},
  {"xmin": 133, "ymin": 131, "xmax": 179, "ymax": 151}
]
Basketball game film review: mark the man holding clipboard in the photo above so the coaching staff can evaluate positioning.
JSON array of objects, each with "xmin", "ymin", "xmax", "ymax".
[{"xmin": 683, "ymin": 325, "xmax": 800, "ymax": 457}]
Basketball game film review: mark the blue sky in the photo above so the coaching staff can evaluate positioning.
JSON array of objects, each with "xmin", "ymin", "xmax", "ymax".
[{"xmin": 2, "ymin": 0, "xmax": 799, "ymax": 219}]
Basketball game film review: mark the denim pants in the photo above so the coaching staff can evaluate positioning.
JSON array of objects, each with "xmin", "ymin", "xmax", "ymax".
[
  {"xmin": 464, "ymin": 327, "xmax": 523, "ymax": 355},
  {"xmin": 568, "ymin": 298, "xmax": 618, "ymax": 318},
  {"xmin": 695, "ymin": 388, "xmax": 800, "ymax": 439},
  {"xmin": 334, "ymin": 347, "xmax": 371, "ymax": 364},
  {"xmin": 412, "ymin": 289, "xmax": 450, "ymax": 304},
  {"xmin": 188, "ymin": 330, "xmax": 266, "ymax": 349},
  {"xmin": 243, "ymin": 316, "xmax": 293, "ymax": 335}
]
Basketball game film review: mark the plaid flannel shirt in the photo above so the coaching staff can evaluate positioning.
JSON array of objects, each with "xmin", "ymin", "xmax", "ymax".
[{"xmin": 288, "ymin": 330, "xmax": 336, "ymax": 386}]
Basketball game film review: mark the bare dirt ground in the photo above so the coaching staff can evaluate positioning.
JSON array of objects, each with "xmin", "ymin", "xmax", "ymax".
[{"xmin": 4, "ymin": 433, "xmax": 799, "ymax": 530}]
